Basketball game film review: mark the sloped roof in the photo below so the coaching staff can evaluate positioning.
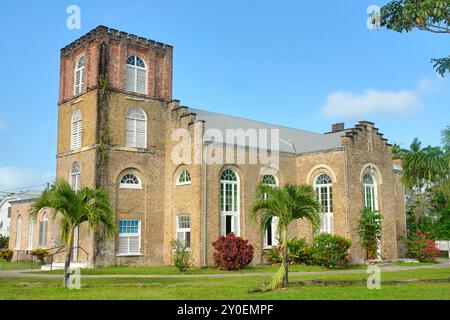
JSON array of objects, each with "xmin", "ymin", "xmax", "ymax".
[
  {"xmin": 190, "ymin": 108, "xmax": 347, "ymax": 154},
  {"xmin": 7, "ymin": 190, "xmax": 42, "ymax": 205}
]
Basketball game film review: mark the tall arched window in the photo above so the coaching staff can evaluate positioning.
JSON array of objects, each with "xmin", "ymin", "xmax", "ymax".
[
  {"xmin": 220, "ymin": 169, "xmax": 240, "ymax": 236},
  {"xmin": 314, "ymin": 173, "xmax": 333, "ymax": 233},
  {"xmin": 363, "ymin": 173, "xmax": 378, "ymax": 211},
  {"xmin": 38, "ymin": 212, "xmax": 48, "ymax": 248},
  {"xmin": 262, "ymin": 174, "xmax": 278, "ymax": 248},
  {"xmin": 28, "ymin": 217, "xmax": 35, "ymax": 250},
  {"xmin": 70, "ymin": 162, "xmax": 81, "ymax": 192},
  {"xmin": 125, "ymin": 55, "xmax": 147, "ymax": 94},
  {"xmin": 71, "ymin": 109, "xmax": 83, "ymax": 150},
  {"xmin": 125, "ymin": 108, "xmax": 147, "ymax": 148},
  {"xmin": 15, "ymin": 215, "xmax": 22, "ymax": 249},
  {"xmin": 74, "ymin": 55, "xmax": 85, "ymax": 95}
]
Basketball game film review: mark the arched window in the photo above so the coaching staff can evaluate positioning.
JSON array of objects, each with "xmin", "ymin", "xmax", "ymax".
[
  {"xmin": 15, "ymin": 215, "xmax": 22, "ymax": 249},
  {"xmin": 28, "ymin": 217, "xmax": 35, "ymax": 250},
  {"xmin": 177, "ymin": 169, "xmax": 192, "ymax": 185},
  {"xmin": 71, "ymin": 109, "xmax": 83, "ymax": 150},
  {"xmin": 125, "ymin": 55, "xmax": 147, "ymax": 94},
  {"xmin": 74, "ymin": 55, "xmax": 85, "ymax": 95},
  {"xmin": 262, "ymin": 175, "xmax": 278, "ymax": 248},
  {"xmin": 38, "ymin": 213, "xmax": 48, "ymax": 248},
  {"xmin": 363, "ymin": 173, "xmax": 378, "ymax": 211},
  {"xmin": 70, "ymin": 162, "xmax": 81, "ymax": 192},
  {"xmin": 314, "ymin": 173, "xmax": 333, "ymax": 234},
  {"xmin": 220, "ymin": 169, "xmax": 240, "ymax": 236},
  {"xmin": 125, "ymin": 108, "xmax": 147, "ymax": 148},
  {"xmin": 119, "ymin": 172, "xmax": 142, "ymax": 189}
]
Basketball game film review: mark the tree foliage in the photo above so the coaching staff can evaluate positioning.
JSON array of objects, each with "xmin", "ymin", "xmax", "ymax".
[{"xmin": 357, "ymin": 208, "xmax": 383, "ymax": 260}]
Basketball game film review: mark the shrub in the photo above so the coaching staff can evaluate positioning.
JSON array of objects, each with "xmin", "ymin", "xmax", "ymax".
[
  {"xmin": 263, "ymin": 247, "xmax": 282, "ymax": 264},
  {"xmin": 311, "ymin": 233, "xmax": 351, "ymax": 268},
  {"xmin": 287, "ymin": 238, "xmax": 313, "ymax": 265},
  {"xmin": 0, "ymin": 249, "xmax": 13, "ymax": 262},
  {"xmin": 171, "ymin": 240, "xmax": 190, "ymax": 272},
  {"xmin": 212, "ymin": 233, "xmax": 254, "ymax": 270},
  {"xmin": 31, "ymin": 248, "xmax": 49, "ymax": 264},
  {"xmin": 0, "ymin": 235, "xmax": 9, "ymax": 249},
  {"xmin": 404, "ymin": 229, "xmax": 440, "ymax": 262},
  {"xmin": 357, "ymin": 208, "xmax": 382, "ymax": 260}
]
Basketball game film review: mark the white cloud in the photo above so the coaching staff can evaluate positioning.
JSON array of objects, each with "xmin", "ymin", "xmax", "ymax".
[
  {"xmin": 321, "ymin": 89, "xmax": 422, "ymax": 118},
  {"xmin": 0, "ymin": 166, "xmax": 54, "ymax": 192}
]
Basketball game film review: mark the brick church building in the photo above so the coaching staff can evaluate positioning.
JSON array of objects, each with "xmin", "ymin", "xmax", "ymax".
[{"xmin": 9, "ymin": 26, "xmax": 407, "ymax": 267}]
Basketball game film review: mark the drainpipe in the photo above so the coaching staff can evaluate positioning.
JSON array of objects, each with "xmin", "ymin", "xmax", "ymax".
[{"xmin": 203, "ymin": 140, "xmax": 213, "ymax": 267}]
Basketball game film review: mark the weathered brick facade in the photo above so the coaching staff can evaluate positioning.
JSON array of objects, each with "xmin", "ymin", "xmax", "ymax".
[{"xmin": 8, "ymin": 26, "xmax": 407, "ymax": 267}]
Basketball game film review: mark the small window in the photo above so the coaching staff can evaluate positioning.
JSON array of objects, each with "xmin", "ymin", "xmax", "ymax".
[
  {"xmin": 176, "ymin": 170, "xmax": 191, "ymax": 185},
  {"xmin": 119, "ymin": 173, "xmax": 142, "ymax": 189},
  {"xmin": 15, "ymin": 216, "xmax": 22, "ymax": 249},
  {"xmin": 125, "ymin": 108, "xmax": 147, "ymax": 149},
  {"xmin": 7, "ymin": 207, "xmax": 11, "ymax": 218},
  {"xmin": 71, "ymin": 109, "xmax": 83, "ymax": 150},
  {"xmin": 125, "ymin": 55, "xmax": 147, "ymax": 94},
  {"xmin": 176, "ymin": 215, "xmax": 191, "ymax": 248},
  {"xmin": 70, "ymin": 161, "xmax": 81, "ymax": 192},
  {"xmin": 262, "ymin": 174, "xmax": 277, "ymax": 186},
  {"xmin": 38, "ymin": 213, "xmax": 48, "ymax": 248},
  {"xmin": 118, "ymin": 220, "xmax": 141, "ymax": 255},
  {"xmin": 74, "ymin": 55, "xmax": 85, "ymax": 95}
]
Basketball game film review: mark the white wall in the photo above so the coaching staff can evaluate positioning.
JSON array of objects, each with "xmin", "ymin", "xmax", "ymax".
[{"xmin": 0, "ymin": 197, "xmax": 17, "ymax": 237}]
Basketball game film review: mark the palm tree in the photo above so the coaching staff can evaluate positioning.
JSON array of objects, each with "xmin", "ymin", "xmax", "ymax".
[
  {"xmin": 250, "ymin": 183, "xmax": 321, "ymax": 290},
  {"xmin": 30, "ymin": 180, "xmax": 116, "ymax": 287}
]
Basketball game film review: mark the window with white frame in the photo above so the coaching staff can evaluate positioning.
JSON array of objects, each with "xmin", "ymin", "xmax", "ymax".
[
  {"xmin": 262, "ymin": 174, "xmax": 279, "ymax": 248},
  {"xmin": 314, "ymin": 173, "xmax": 333, "ymax": 234},
  {"xmin": 74, "ymin": 55, "xmax": 85, "ymax": 95},
  {"xmin": 28, "ymin": 217, "xmax": 35, "ymax": 250},
  {"xmin": 118, "ymin": 220, "xmax": 141, "ymax": 255},
  {"xmin": 220, "ymin": 169, "xmax": 240, "ymax": 236},
  {"xmin": 125, "ymin": 55, "xmax": 147, "ymax": 94},
  {"xmin": 119, "ymin": 172, "xmax": 142, "ymax": 189},
  {"xmin": 71, "ymin": 109, "xmax": 83, "ymax": 150},
  {"xmin": 176, "ymin": 169, "xmax": 191, "ymax": 185},
  {"xmin": 38, "ymin": 212, "xmax": 48, "ymax": 248},
  {"xmin": 15, "ymin": 216, "xmax": 22, "ymax": 249},
  {"xmin": 176, "ymin": 215, "xmax": 191, "ymax": 248},
  {"xmin": 363, "ymin": 173, "xmax": 378, "ymax": 211},
  {"xmin": 70, "ymin": 161, "xmax": 81, "ymax": 192},
  {"xmin": 125, "ymin": 108, "xmax": 147, "ymax": 148}
]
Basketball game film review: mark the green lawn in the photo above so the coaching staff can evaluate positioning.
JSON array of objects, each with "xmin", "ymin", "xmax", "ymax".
[
  {"xmin": 394, "ymin": 261, "xmax": 437, "ymax": 267},
  {"xmin": 36, "ymin": 263, "xmax": 366, "ymax": 275},
  {"xmin": 0, "ymin": 260, "xmax": 41, "ymax": 271},
  {"xmin": 1, "ymin": 267, "xmax": 449, "ymax": 299}
]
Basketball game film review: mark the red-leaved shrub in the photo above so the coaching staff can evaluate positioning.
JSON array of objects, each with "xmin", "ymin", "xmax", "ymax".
[
  {"xmin": 212, "ymin": 233, "xmax": 254, "ymax": 270},
  {"xmin": 404, "ymin": 229, "xmax": 440, "ymax": 262}
]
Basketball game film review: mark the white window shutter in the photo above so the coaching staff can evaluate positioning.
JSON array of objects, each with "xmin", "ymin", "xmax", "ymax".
[
  {"xmin": 125, "ymin": 118, "xmax": 135, "ymax": 147},
  {"xmin": 233, "ymin": 215, "xmax": 240, "ymax": 236},
  {"xmin": 118, "ymin": 237, "xmax": 128, "ymax": 255},
  {"xmin": 220, "ymin": 215, "xmax": 226, "ymax": 236},
  {"xmin": 79, "ymin": 67, "xmax": 84, "ymax": 92},
  {"xmin": 77, "ymin": 120, "xmax": 82, "ymax": 148},
  {"xmin": 126, "ymin": 66, "xmax": 136, "ymax": 92},
  {"xmin": 129, "ymin": 235, "xmax": 140, "ymax": 254},
  {"xmin": 136, "ymin": 68, "xmax": 146, "ymax": 94},
  {"xmin": 135, "ymin": 119, "xmax": 146, "ymax": 148}
]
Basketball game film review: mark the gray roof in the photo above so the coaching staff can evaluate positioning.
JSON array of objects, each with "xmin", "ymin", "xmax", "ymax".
[
  {"xmin": 8, "ymin": 190, "xmax": 42, "ymax": 204},
  {"xmin": 190, "ymin": 108, "xmax": 347, "ymax": 154}
]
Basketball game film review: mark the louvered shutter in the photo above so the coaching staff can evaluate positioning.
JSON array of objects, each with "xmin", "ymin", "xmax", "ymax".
[
  {"xmin": 38, "ymin": 222, "xmax": 43, "ymax": 247},
  {"xmin": 136, "ymin": 68, "xmax": 146, "ymax": 94},
  {"xmin": 118, "ymin": 236, "xmax": 129, "ymax": 255},
  {"xmin": 125, "ymin": 118, "xmax": 135, "ymax": 147},
  {"xmin": 129, "ymin": 235, "xmax": 140, "ymax": 254},
  {"xmin": 77, "ymin": 119, "xmax": 82, "ymax": 148},
  {"xmin": 135, "ymin": 119, "xmax": 146, "ymax": 148},
  {"xmin": 71, "ymin": 121, "xmax": 78, "ymax": 149},
  {"xmin": 79, "ymin": 67, "xmax": 84, "ymax": 92},
  {"xmin": 126, "ymin": 65, "xmax": 136, "ymax": 92},
  {"xmin": 74, "ymin": 69, "xmax": 81, "ymax": 95}
]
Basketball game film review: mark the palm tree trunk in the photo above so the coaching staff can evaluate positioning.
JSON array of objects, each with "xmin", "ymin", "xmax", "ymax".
[
  {"xmin": 281, "ymin": 228, "xmax": 288, "ymax": 288},
  {"xmin": 63, "ymin": 228, "xmax": 74, "ymax": 287}
]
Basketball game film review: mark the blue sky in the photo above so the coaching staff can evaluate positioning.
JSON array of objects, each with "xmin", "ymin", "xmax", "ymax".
[{"xmin": 0, "ymin": 0, "xmax": 449, "ymax": 191}]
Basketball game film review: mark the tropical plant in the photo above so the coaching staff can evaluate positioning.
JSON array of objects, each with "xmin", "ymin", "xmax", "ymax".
[
  {"xmin": 263, "ymin": 247, "xmax": 282, "ymax": 264},
  {"xmin": 30, "ymin": 180, "xmax": 116, "ymax": 287},
  {"xmin": 311, "ymin": 233, "xmax": 351, "ymax": 267},
  {"xmin": 287, "ymin": 238, "xmax": 313, "ymax": 265},
  {"xmin": 357, "ymin": 208, "xmax": 383, "ymax": 260},
  {"xmin": 171, "ymin": 240, "xmax": 190, "ymax": 272},
  {"xmin": 0, "ymin": 235, "xmax": 8, "ymax": 249},
  {"xmin": 31, "ymin": 248, "xmax": 49, "ymax": 264},
  {"xmin": 212, "ymin": 233, "xmax": 254, "ymax": 271},
  {"xmin": 403, "ymin": 229, "xmax": 441, "ymax": 262},
  {"xmin": 250, "ymin": 183, "xmax": 321, "ymax": 290},
  {"xmin": 0, "ymin": 249, "xmax": 13, "ymax": 262},
  {"xmin": 378, "ymin": 0, "xmax": 450, "ymax": 76}
]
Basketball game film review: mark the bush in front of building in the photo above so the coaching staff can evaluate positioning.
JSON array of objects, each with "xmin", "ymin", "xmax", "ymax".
[
  {"xmin": 212, "ymin": 233, "xmax": 254, "ymax": 271},
  {"xmin": 31, "ymin": 248, "xmax": 49, "ymax": 264},
  {"xmin": 0, "ymin": 235, "xmax": 8, "ymax": 249},
  {"xmin": 0, "ymin": 249, "xmax": 13, "ymax": 262},
  {"xmin": 263, "ymin": 247, "xmax": 282, "ymax": 264},
  {"xmin": 288, "ymin": 238, "xmax": 314, "ymax": 265},
  {"xmin": 311, "ymin": 233, "xmax": 351, "ymax": 268},
  {"xmin": 171, "ymin": 240, "xmax": 190, "ymax": 272},
  {"xmin": 404, "ymin": 229, "xmax": 441, "ymax": 262}
]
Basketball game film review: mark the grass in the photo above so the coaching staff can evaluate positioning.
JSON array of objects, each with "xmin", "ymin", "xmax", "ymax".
[
  {"xmin": 36, "ymin": 263, "xmax": 366, "ymax": 275},
  {"xmin": 394, "ymin": 261, "xmax": 437, "ymax": 267},
  {"xmin": 0, "ymin": 260, "xmax": 41, "ymax": 271},
  {"xmin": 1, "ymin": 267, "xmax": 449, "ymax": 299}
]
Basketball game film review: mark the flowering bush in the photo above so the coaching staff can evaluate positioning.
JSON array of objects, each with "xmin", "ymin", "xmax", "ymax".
[
  {"xmin": 311, "ymin": 233, "xmax": 351, "ymax": 268},
  {"xmin": 212, "ymin": 233, "xmax": 254, "ymax": 270},
  {"xmin": 31, "ymin": 248, "xmax": 49, "ymax": 264},
  {"xmin": 0, "ymin": 249, "xmax": 13, "ymax": 262},
  {"xmin": 287, "ymin": 238, "xmax": 314, "ymax": 265},
  {"xmin": 404, "ymin": 229, "xmax": 440, "ymax": 262},
  {"xmin": 263, "ymin": 247, "xmax": 282, "ymax": 264}
]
